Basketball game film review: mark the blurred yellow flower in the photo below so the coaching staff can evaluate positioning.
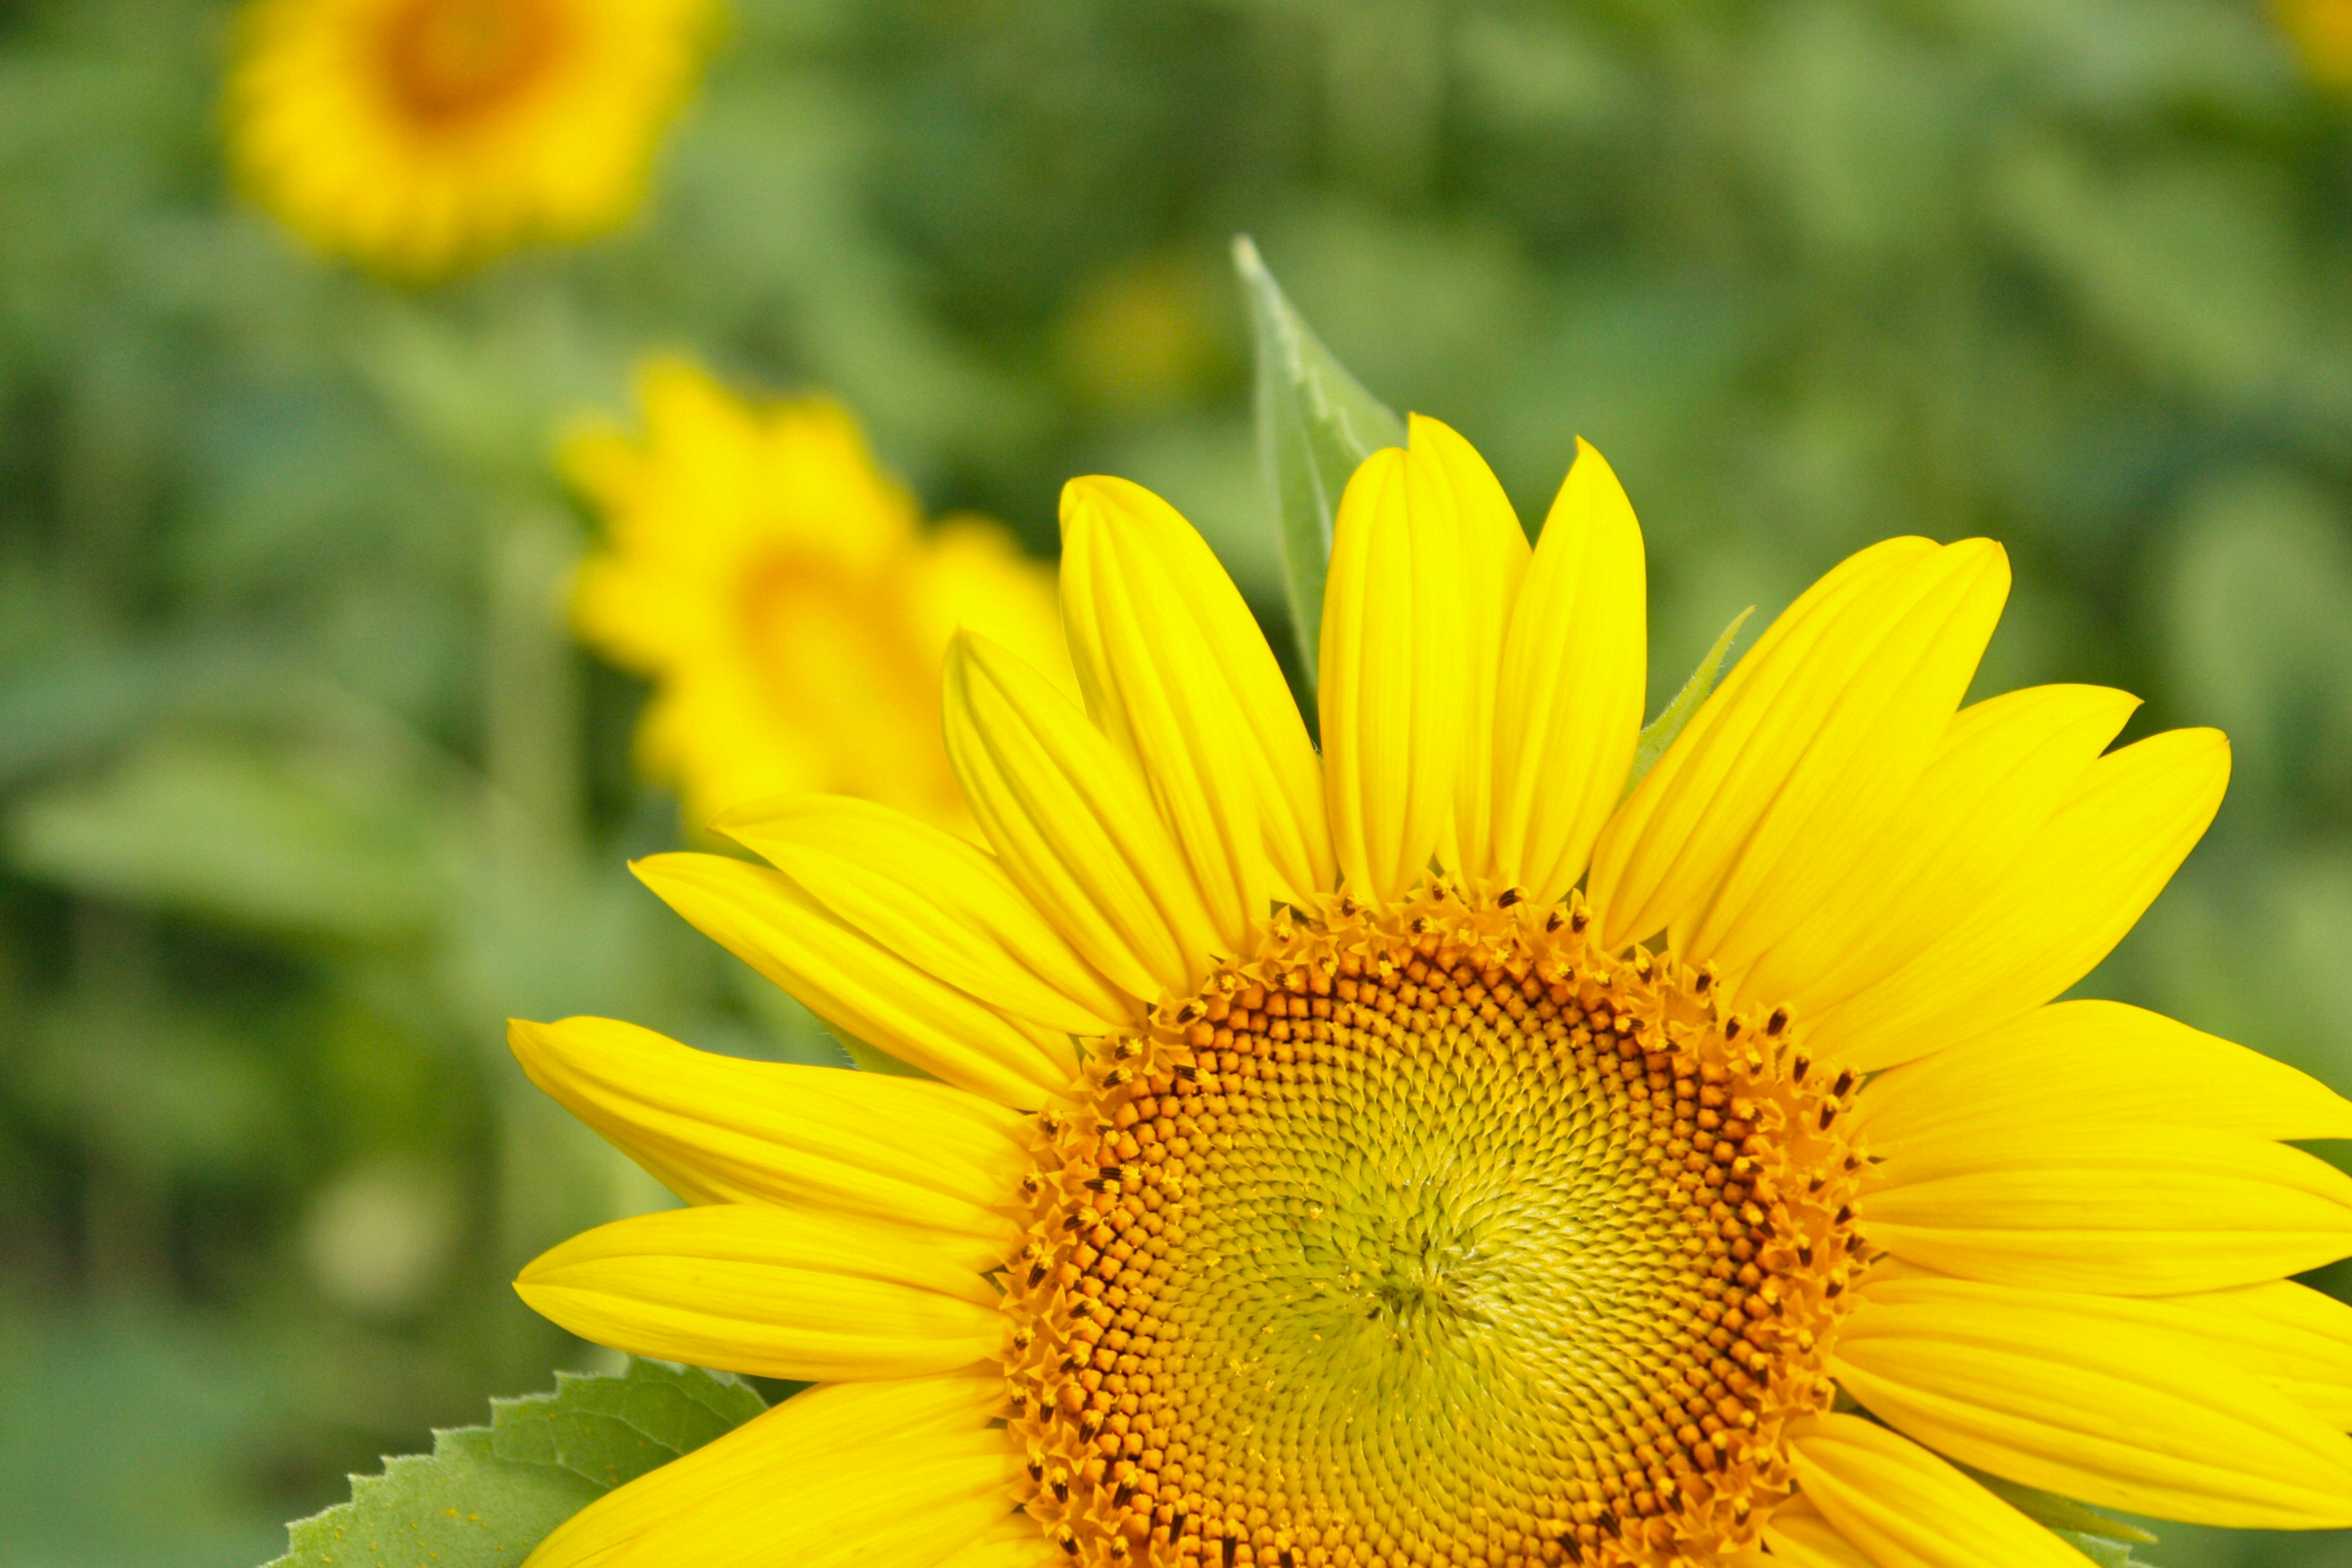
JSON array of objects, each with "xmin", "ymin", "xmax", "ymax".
[
  {"xmin": 2280, "ymin": 0, "xmax": 2352, "ymax": 83},
  {"xmin": 228, "ymin": 0, "xmax": 714, "ymax": 279},
  {"xmin": 567, "ymin": 360, "xmax": 1068, "ymax": 834}
]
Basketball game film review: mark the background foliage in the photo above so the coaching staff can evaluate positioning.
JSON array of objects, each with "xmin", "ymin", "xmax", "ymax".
[{"xmin": 2, "ymin": 0, "xmax": 2351, "ymax": 1563}]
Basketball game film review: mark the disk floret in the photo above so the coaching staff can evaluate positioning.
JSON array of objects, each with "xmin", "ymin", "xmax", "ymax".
[{"xmin": 1005, "ymin": 889, "xmax": 1870, "ymax": 1568}]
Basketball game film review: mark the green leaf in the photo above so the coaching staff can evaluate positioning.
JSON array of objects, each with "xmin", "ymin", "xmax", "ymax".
[
  {"xmin": 2051, "ymin": 1531, "xmax": 2163, "ymax": 1568},
  {"xmin": 266, "ymin": 1428, "xmax": 598, "ymax": 1568},
  {"xmin": 1954, "ymin": 1467, "xmax": 2159, "ymax": 1564},
  {"xmin": 266, "ymin": 1361, "xmax": 766, "ymax": 1568},
  {"xmin": 1234, "ymin": 233, "xmax": 1406, "ymax": 698},
  {"xmin": 489, "ymin": 1359, "xmax": 769, "ymax": 1491},
  {"xmin": 1623, "ymin": 607, "xmax": 1754, "ymax": 797}
]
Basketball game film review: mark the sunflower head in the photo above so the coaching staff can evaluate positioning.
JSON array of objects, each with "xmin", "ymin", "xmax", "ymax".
[
  {"xmin": 565, "ymin": 358, "xmax": 1068, "ymax": 834},
  {"xmin": 509, "ymin": 419, "xmax": 2352, "ymax": 1568},
  {"xmin": 228, "ymin": 0, "xmax": 715, "ymax": 279},
  {"xmin": 2279, "ymin": 0, "xmax": 2352, "ymax": 85}
]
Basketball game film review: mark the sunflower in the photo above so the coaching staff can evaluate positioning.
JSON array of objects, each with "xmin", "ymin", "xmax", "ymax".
[
  {"xmin": 509, "ymin": 418, "xmax": 2352, "ymax": 1568},
  {"xmin": 566, "ymin": 358, "xmax": 1068, "ymax": 835},
  {"xmin": 228, "ymin": 0, "xmax": 713, "ymax": 279},
  {"xmin": 2280, "ymin": 0, "xmax": 2352, "ymax": 86}
]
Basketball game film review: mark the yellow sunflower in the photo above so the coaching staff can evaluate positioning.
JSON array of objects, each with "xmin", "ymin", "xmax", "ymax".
[
  {"xmin": 2280, "ymin": 0, "xmax": 2352, "ymax": 86},
  {"xmin": 228, "ymin": 0, "xmax": 713, "ymax": 279},
  {"xmin": 566, "ymin": 358, "xmax": 1069, "ymax": 835},
  {"xmin": 509, "ymin": 418, "xmax": 2352, "ymax": 1568}
]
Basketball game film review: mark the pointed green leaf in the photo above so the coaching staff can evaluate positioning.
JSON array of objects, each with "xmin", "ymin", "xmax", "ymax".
[
  {"xmin": 265, "ymin": 1360, "xmax": 767, "ymax": 1567},
  {"xmin": 1961, "ymin": 1468, "xmax": 2158, "ymax": 1547},
  {"xmin": 1234, "ymin": 234, "xmax": 1406, "ymax": 697},
  {"xmin": 489, "ymin": 1359, "xmax": 771, "ymax": 1491},
  {"xmin": 266, "ymin": 1427, "xmax": 598, "ymax": 1568},
  {"xmin": 2051, "ymin": 1532, "xmax": 2163, "ymax": 1568},
  {"xmin": 1623, "ymin": 607, "xmax": 1754, "ymax": 797}
]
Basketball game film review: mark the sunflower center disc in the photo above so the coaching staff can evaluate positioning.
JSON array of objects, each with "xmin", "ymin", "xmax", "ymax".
[
  {"xmin": 379, "ymin": 0, "xmax": 564, "ymax": 126},
  {"xmin": 1006, "ymin": 894, "xmax": 1870, "ymax": 1568}
]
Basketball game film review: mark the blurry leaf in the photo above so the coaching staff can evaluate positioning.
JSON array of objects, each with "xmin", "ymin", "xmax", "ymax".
[
  {"xmin": 1625, "ymin": 608, "xmax": 1752, "ymax": 797},
  {"xmin": 490, "ymin": 1359, "xmax": 767, "ymax": 1490},
  {"xmin": 1234, "ymin": 234, "xmax": 1405, "ymax": 696},
  {"xmin": 1993, "ymin": 142, "xmax": 2298, "ymax": 405},
  {"xmin": 7, "ymin": 733, "xmax": 456, "ymax": 944},
  {"xmin": 268, "ymin": 1360, "xmax": 766, "ymax": 1568},
  {"xmin": 24, "ymin": 997, "xmax": 287, "ymax": 1178}
]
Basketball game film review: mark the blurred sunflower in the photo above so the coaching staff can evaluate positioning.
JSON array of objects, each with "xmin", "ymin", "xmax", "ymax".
[
  {"xmin": 2281, "ymin": 0, "xmax": 2352, "ymax": 84},
  {"xmin": 567, "ymin": 358, "xmax": 1068, "ymax": 834},
  {"xmin": 511, "ymin": 421, "xmax": 2352, "ymax": 1568},
  {"xmin": 228, "ymin": 0, "xmax": 714, "ymax": 279}
]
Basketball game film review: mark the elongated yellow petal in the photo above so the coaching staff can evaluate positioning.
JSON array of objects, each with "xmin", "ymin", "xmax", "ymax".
[
  {"xmin": 1759, "ymin": 1497, "xmax": 1874, "ymax": 1568},
  {"xmin": 508, "ymin": 1017, "xmax": 1024, "ymax": 1264},
  {"xmin": 1787, "ymin": 1411, "xmax": 2089, "ymax": 1568},
  {"xmin": 2190, "ymin": 1281, "xmax": 2352, "ymax": 1428},
  {"xmin": 937, "ymin": 1520, "xmax": 1064, "ymax": 1568},
  {"xmin": 1682, "ymin": 539, "xmax": 2007, "ymax": 973},
  {"xmin": 1853, "ymin": 998, "xmax": 2352, "ymax": 1148},
  {"xmin": 1485, "ymin": 438, "xmax": 1646, "ymax": 905},
  {"xmin": 1857, "ymin": 1123, "xmax": 2352, "ymax": 1293},
  {"xmin": 1835, "ymin": 1273, "xmax": 2352, "ymax": 1528},
  {"xmin": 1062, "ymin": 482, "xmax": 1272, "ymax": 949},
  {"xmin": 1811, "ymin": 726, "xmax": 2230, "ymax": 1071},
  {"xmin": 527, "ymin": 1376, "xmax": 1017, "ymax": 1568},
  {"xmin": 717, "ymin": 794, "xmax": 1132, "ymax": 1037},
  {"xmin": 1058, "ymin": 476, "xmax": 1332, "ymax": 902},
  {"xmin": 1407, "ymin": 416, "xmax": 1529, "ymax": 881},
  {"xmin": 1737, "ymin": 684, "xmax": 2136, "ymax": 1017},
  {"xmin": 634, "ymin": 852, "xmax": 1068, "ymax": 1107},
  {"xmin": 516, "ymin": 1203, "xmax": 1002, "ymax": 1382},
  {"xmin": 944, "ymin": 631, "xmax": 1224, "ymax": 1000},
  {"xmin": 1861, "ymin": 1266, "xmax": 2352, "ymax": 1433},
  {"xmin": 1589, "ymin": 535, "xmax": 1956, "ymax": 952},
  {"xmin": 1320, "ymin": 445, "xmax": 1468, "ymax": 903}
]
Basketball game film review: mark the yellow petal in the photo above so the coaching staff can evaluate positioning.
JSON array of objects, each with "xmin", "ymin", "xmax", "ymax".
[
  {"xmin": 1759, "ymin": 1496, "xmax": 1874, "ymax": 1568},
  {"xmin": 717, "ymin": 794, "xmax": 1133, "ymax": 1037},
  {"xmin": 1852, "ymin": 998, "xmax": 2352, "ymax": 1148},
  {"xmin": 507, "ymin": 1016, "xmax": 1025, "ymax": 1262},
  {"xmin": 1062, "ymin": 482, "xmax": 1271, "ymax": 949},
  {"xmin": 527, "ymin": 1375, "xmax": 1017, "ymax": 1568},
  {"xmin": 1787, "ymin": 1411, "xmax": 2090, "ymax": 1568},
  {"xmin": 1406, "ymin": 416, "xmax": 1529, "ymax": 881},
  {"xmin": 1810, "ymin": 726, "xmax": 2231, "ymax": 1072},
  {"xmin": 516, "ymin": 1203, "xmax": 1002, "ymax": 1382},
  {"xmin": 1856, "ymin": 1123, "xmax": 2352, "ymax": 1294},
  {"xmin": 1861, "ymin": 1265, "xmax": 2352, "ymax": 1433},
  {"xmin": 2179, "ymin": 1280, "xmax": 2352, "ymax": 1428},
  {"xmin": 1737, "ymin": 684, "xmax": 2136, "ymax": 1017},
  {"xmin": 1590, "ymin": 535, "xmax": 1977, "ymax": 954},
  {"xmin": 944, "ymin": 631, "xmax": 1224, "ymax": 1000},
  {"xmin": 1058, "ymin": 476, "xmax": 1332, "ymax": 902},
  {"xmin": 1836, "ymin": 1272, "xmax": 2352, "ymax": 1528},
  {"xmin": 1485, "ymin": 438, "xmax": 1646, "ymax": 905},
  {"xmin": 937, "ymin": 1521, "xmax": 1063, "ymax": 1568},
  {"xmin": 1319, "ymin": 445, "xmax": 1469, "ymax": 903},
  {"xmin": 633, "ymin": 852, "xmax": 1068, "ymax": 1107}
]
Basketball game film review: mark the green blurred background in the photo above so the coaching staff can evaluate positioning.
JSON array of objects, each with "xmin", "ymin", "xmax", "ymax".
[{"xmin": 4, "ymin": 0, "xmax": 2352, "ymax": 1562}]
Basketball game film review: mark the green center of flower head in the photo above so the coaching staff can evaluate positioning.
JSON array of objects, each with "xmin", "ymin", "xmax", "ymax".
[
  {"xmin": 379, "ymin": 0, "xmax": 564, "ymax": 126},
  {"xmin": 1005, "ymin": 892, "xmax": 1871, "ymax": 1568}
]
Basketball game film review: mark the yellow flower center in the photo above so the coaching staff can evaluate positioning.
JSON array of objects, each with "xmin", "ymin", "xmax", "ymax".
[
  {"xmin": 1005, "ymin": 893, "xmax": 1869, "ymax": 1568},
  {"xmin": 377, "ymin": 0, "xmax": 565, "ymax": 129}
]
